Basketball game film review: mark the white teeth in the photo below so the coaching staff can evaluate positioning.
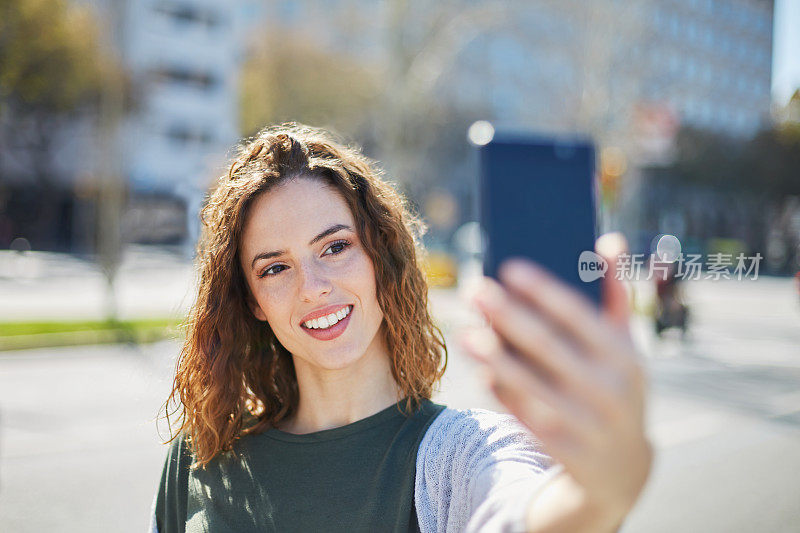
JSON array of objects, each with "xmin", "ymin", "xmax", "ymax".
[{"xmin": 303, "ymin": 306, "xmax": 351, "ymax": 330}]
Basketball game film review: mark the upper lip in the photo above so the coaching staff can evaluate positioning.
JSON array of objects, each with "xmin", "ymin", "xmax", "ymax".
[{"xmin": 299, "ymin": 304, "xmax": 352, "ymax": 326}]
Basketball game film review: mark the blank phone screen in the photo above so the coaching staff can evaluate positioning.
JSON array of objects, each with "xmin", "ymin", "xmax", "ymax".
[{"xmin": 479, "ymin": 134, "xmax": 601, "ymax": 306}]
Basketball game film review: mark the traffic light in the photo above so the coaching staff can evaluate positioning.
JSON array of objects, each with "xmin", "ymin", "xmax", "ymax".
[{"xmin": 600, "ymin": 146, "xmax": 627, "ymax": 207}]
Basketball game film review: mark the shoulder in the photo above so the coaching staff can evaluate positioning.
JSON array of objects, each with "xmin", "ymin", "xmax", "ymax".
[
  {"xmin": 414, "ymin": 407, "xmax": 558, "ymax": 533},
  {"xmin": 153, "ymin": 433, "xmax": 193, "ymax": 533},
  {"xmin": 419, "ymin": 406, "xmax": 548, "ymax": 466},
  {"xmin": 160, "ymin": 432, "xmax": 190, "ymax": 471},
  {"xmin": 162, "ymin": 432, "xmax": 193, "ymax": 476}
]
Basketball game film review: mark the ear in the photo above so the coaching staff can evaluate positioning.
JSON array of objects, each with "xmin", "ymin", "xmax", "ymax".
[{"xmin": 246, "ymin": 294, "xmax": 268, "ymax": 322}]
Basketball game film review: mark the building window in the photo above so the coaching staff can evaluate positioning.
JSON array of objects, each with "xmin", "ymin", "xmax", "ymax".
[
  {"xmin": 670, "ymin": 15, "xmax": 680, "ymax": 38},
  {"xmin": 151, "ymin": 67, "xmax": 218, "ymax": 91},
  {"xmin": 154, "ymin": 2, "xmax": 220, "ymax": 30},
  {"xmin": 720, "ymin": 35, "xmax": 731, "ymax": 55},
  {"xmin": 669, "ymin": 52, "xmax": 680, "ymax": 75},
  {"xmin": 702, "ymin": 28, "xmax": 713, "ymax": 48},
  {"xmin": 702, "ymin": 66, "xmax": 712, "ymax": 85},
  {"xmin": 166, "ymin": 125, "xmax": 213, "ymax": 146},
  {"xmin": 687, "ymin": 21, "xmax": 698, "ymax": 43},
  {"xmin": 686, "ymin": 59, "xmax": 697, "ymax": 80},
  {"xmin": 756, "ymin": 14, "xmax": 769, "ymax": 33}
]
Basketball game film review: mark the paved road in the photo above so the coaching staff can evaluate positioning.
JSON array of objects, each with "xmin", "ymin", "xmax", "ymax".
[{"xmin": 1, "ymin": 253, "xmax": 798, "ymax": 532}]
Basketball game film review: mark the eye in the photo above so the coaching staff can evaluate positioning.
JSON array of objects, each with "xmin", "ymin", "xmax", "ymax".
[
  {"xmin": 257, "ymin": 240, "xmax": 351, "ymax": 279},
  {"xmin": 259, "ymin": 264, "xmax": 287, "ymax": 278},
  {"xmin": 323, "ymin": 239, "xmax": 351, "ymax": 256}
]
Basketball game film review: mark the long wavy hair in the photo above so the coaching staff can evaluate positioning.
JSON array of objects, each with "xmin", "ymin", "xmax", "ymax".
[{"xmin": 163, "ymin": 123, "xmax": 447, "ymax": 467}]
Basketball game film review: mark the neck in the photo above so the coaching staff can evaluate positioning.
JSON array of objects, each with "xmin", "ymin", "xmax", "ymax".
[{"xmin": 282, "ymin": 327, "xmax": 401, "ymax": 434}]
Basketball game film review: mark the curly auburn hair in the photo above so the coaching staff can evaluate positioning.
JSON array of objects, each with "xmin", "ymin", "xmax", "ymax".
[{"xmin": 164, "ymin": 123, "xmax": 447, "ymax": 467}]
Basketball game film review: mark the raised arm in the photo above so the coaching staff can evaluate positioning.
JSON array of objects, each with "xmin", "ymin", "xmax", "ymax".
[
  {"xmin": 461, "ymin": 233, "xmax": 653, "ymax": 532},
  {"xmin": 414, "ymin": 407, "xmax": 565, "ymax": 533}
]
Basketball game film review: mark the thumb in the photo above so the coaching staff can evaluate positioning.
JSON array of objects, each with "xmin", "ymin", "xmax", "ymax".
[{"xmin": 596, "ymin": 232, "xmax": 631, "ymax": 334}]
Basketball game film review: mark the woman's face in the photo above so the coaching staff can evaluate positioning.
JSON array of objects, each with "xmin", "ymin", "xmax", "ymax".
[{"xmin": 239, "ymin": 177, "xmax": 386, "ymax": 371}]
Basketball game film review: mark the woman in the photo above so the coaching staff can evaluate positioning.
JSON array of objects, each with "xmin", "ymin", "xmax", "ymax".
[{"xmin": 151, "ymin": 123, "xmax": 652, "ymax": 532}]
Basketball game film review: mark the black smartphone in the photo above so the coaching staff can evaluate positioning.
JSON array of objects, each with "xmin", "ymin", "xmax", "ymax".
[{"xmin": 476, "ymin": 127, "xmax": 602, "ymax": 306}]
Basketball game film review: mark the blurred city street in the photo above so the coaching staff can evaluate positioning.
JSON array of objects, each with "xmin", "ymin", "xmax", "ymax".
[
  {"xmin": 1, "ymin": 253, "xmax": 798, "ymax": 532},
  {"xmin": 2, "ymin": 0, "xmax": 799, "ymax": 531}
]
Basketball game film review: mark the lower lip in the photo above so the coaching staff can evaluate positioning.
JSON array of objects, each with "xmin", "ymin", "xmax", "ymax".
[{"xmin": 301, "ymin": 307, "xmax": 353, "ymax": 341}]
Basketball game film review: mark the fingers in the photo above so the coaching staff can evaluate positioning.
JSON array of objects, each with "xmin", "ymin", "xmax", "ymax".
[
  {"xmin": 472, "ymin": 276, "xmax": 599, "ymax": 395},
  {"xmin": 460, "ymin": 325, "xmax": 652, "ymax": 507},
  {"xmin": 459, "ymin": 328, "xmax": 599, "ymax": 442},
  {"xmin": 459, "ymin": 328, "xmax": 615, "ymax": 481},
  {"xmin": 494, "ymin": 261, "xmax": 633, "ymax": 373},
  {"xmin": 461, "ymin": 242, "xmax": 653, "ymax": 516},
  {"xmin": 469, "ymin": 257, "xmax": 648, "ymax": 425},
  {"xmin": 596, "ymin": 232, "xmax": 632, "ymax": 334}
]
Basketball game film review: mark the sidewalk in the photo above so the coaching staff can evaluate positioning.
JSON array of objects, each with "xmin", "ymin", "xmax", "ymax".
[
  {"xmin": 0, "ymin": 247, "xmax": 195, "ymax": 321},
  {"xmin": 2, "ymin": 247, "xmax": 796, "ymax": 364}
]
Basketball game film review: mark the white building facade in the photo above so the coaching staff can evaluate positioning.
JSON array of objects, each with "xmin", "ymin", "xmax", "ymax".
[{"xmin": 117, "ymin": 0, "xmax": 249, "ymax": 248}]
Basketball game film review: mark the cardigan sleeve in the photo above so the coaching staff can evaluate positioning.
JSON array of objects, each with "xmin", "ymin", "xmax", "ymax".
[{"xmin": 414, "ymin": 407, "xmax": 564, "ymax": 533}]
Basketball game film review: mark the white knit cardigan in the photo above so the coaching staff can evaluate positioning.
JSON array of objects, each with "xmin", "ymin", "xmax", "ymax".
[{"xmin": 149, "ymin": 407, "xmax": 563, "ymax": 532}]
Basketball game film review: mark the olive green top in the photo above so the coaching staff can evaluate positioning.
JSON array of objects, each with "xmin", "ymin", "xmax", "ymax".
[{"xmin": 155, "ymin": 399, "xmax": 446, "ymax": 533}]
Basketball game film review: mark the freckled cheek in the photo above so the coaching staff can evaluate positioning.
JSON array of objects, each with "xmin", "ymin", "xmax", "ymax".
[
  {"xmin": 343, "ymin": 253, "xmax": 379, "ymax": 308},
  {"xmin": 256, "ymin": 284, "xmax": 295, "ymax": 328}
]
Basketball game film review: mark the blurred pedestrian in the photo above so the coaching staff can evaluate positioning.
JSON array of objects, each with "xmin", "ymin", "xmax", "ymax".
[
  {"xmin": 653, "ymin": 259, "xmax": 688, "ymax": 337},
  {"xmin": 150, "ymin": 123, "xmax": 652, "ymax": 532}
]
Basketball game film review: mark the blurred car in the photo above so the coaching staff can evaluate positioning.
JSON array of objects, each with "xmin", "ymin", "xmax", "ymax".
[{"xmin": 422, "ymin": 250, "xmax": 458, "ymax": 288}]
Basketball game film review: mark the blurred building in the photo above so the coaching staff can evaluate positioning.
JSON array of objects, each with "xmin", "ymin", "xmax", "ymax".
[
  {"xmin": 115, "ymin": 0, "xmax": 256, "ymax": 249},
  {"xmin": 256, "ymin": 0, "xmax": 775, "ymax": 262},
  {"xmin": 632, "ymin": 0, "xmax": 773, "ymax": 138},
  {"xmin": 267, "ymin": 0, "xmax": 773, "ymax": 136},
  {"xmin": 100, "ymin": 0, "xmax": 778, "ymax": 252},
  {"xmin": 264, "ymin": 0, "xmax": 774, "ymax": 178},
  {"xmin": 50, "ymin": 0, "xmax": 261, "ymax": 253},
  {"xmin": 626, "ymin": 0, "xmax": 775, "ymax": 256},
  {"xmin": 0, "ymin": 0, "xmax": 258, "ymax": 254},
  {"xmin": 5, "ymin": 0, "xmax": 773, "ymax": 253},
  {"xmin": 450, "ymin": 0, "xmax": 774, "ymax": 149}
]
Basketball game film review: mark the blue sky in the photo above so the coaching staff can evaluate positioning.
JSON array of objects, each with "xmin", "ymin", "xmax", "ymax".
[{"xmin": 773, "ymin": 0, "xmax": 800, "ymax": 105}]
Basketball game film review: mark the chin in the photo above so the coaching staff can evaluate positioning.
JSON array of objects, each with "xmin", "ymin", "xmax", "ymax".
[{"xmin": 302, "ymin": 343, "xmax": 367, "ymax": 371}]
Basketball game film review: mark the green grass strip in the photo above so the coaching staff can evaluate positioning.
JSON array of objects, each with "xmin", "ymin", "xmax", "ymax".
[{"xmin": 0, "ymin": 318, "xmax": 185, "ymax": 351}]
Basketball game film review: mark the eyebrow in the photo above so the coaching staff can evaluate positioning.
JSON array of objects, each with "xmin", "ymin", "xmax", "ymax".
[{"xmin": 250, "ymin": 223, "xmax": 353, "ymax": 269}]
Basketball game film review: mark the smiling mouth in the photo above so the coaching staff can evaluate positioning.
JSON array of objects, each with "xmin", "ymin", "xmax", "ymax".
[{"xmin": 301, "ymin": 305, "xmax": 353, "ymax": 330}]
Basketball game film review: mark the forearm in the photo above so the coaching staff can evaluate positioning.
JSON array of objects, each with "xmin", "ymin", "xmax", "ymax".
[{"xmin": 525, "ymin": 472, "xmax": 624, "ymax": 533}]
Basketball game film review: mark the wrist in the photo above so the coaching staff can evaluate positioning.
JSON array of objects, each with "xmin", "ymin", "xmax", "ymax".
[{"xmin": 525, "ymin": 473, "xmax": 627, "ymax": 533}]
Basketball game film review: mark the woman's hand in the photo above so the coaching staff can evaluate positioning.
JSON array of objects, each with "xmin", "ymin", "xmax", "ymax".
[{"xmin": 460, "ymin": 233, "xmax": 653, "ymax": 528}]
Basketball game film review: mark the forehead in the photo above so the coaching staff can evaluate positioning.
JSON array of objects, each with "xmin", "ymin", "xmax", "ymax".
[{"xmin": 241, "ymin": 177, "xmax": 354, "ymax": 250}]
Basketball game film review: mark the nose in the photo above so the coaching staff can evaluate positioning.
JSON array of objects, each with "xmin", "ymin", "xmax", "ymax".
[{"xmin": 297, "ymin": 260, "xmax": 333, "ymax": 303}]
